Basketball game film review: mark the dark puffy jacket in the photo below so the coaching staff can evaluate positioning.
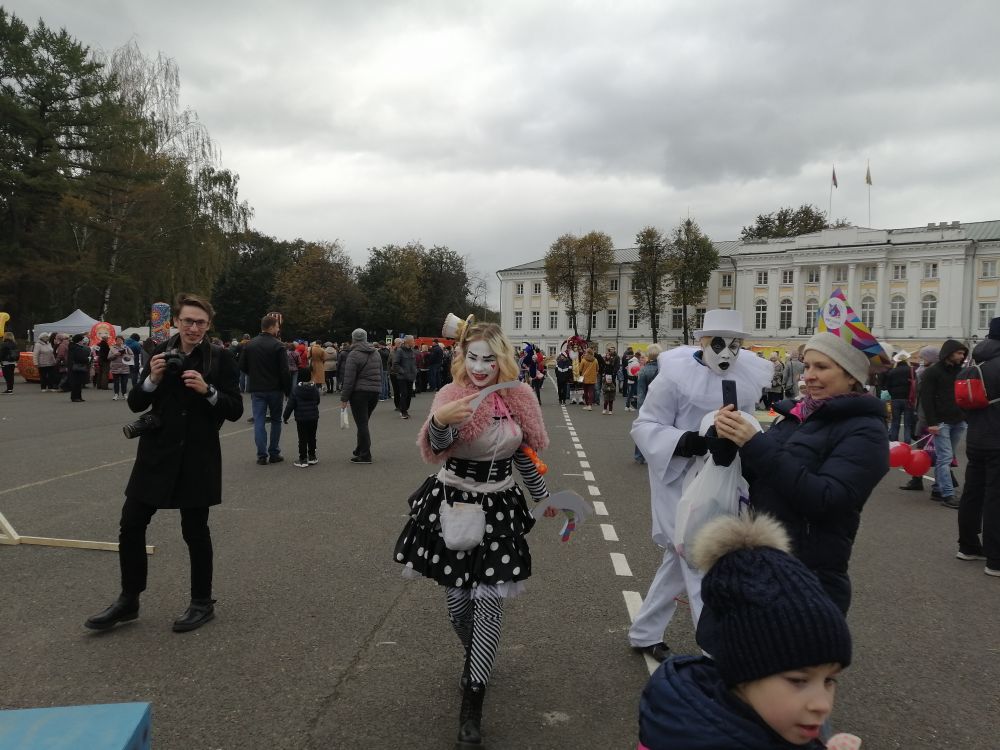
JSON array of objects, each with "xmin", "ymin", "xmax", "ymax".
[
  {"xmin": 882, "ymin": 362, "xmax": 915, "ymax": 400},
  {"xmin": 965, "ymin": 338, "xmax": 1000, "ymax": 450},
  {"xmin": 283, "ymin": 381, "xmax": 321, "ymax": 422},
  {"xmin": 918, "ymin": 338, "xmax": 968, "ymax": 426},
  {"xmin": 392, "ymin": 346, "xmax": 417, "ymax": 382},
  {"xmin": 635, "ymin": 360, "xmax": 659, "ymax": 409},
  {"xmin": 740, "ymin": 395, "xmax": 889, "ymax": 613},
  {"xmin": 0, "ymin": 340, "xmax": 18, "ymax": 364},
  {"xmin": 241, "ymin": 332, "xmax": 291, "ymax": 393},
  {"xmin": 340, "ymin": 341, "xmax": 382, "ymax": 399},
  {"xmin": 427, "ymin": 344, "xmax": 443, "ymax": 367},
  {"xmin": 639, "ymin": 656, "xmax": 826, "ymax": 750}
]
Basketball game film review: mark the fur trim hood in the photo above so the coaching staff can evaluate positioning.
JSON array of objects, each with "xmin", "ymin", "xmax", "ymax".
[
  {"xmin": 690, "ymin": 514, "xmax": 790, "ymax": 573},
  {"xmin": 417, "ymin": 381, "xmax": 549, "ymax": 463}
]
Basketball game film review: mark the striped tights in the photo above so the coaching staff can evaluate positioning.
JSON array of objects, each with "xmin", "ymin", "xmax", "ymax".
[{"xmin": 445, "ymin": 587, "xmax": 504, "ymax": 685}]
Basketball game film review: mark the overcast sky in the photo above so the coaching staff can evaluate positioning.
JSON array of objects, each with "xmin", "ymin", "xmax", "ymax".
[{"xmin": 9, "ymin": 0, "xmax": 1000, "ymax": 302}]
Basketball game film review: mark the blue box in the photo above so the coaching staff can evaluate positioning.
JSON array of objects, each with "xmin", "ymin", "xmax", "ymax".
[{"xmin": 0, "ymin": 703, "xmax": 151, "ymax": 750}]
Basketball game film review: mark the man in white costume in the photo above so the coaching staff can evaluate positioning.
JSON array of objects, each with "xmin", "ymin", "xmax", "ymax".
[{"xmin": 628, "ymin": 309, "xmax": 772, "ymax": 661}]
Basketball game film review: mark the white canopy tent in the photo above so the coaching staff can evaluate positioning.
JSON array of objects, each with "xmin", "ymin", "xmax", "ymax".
[{"xmin": 32, "ymin": 309, "xmax": 116, "ymax": 340}]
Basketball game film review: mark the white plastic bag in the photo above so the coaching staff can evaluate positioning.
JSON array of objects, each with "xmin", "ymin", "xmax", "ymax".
[
  {"xmin": 674, "ymin": 455, "xmax": 749, "ymax": 560},
  {"xmin": 340, "ymin": 406, "xmax": 350, "ymax": 429}
]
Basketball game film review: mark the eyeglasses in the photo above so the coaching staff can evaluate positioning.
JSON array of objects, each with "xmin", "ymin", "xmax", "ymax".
[{"xmin": 178, "ymin": 318, "xmax": 210, "ymax": 329}]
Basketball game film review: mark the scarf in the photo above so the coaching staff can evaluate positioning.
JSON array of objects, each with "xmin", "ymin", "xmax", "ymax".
[{"xmin": 792, "ymin": 390, "xmax": 870, "ymax": 422}]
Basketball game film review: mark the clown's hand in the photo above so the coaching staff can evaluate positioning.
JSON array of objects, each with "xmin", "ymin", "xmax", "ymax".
[{"xmin": 543, "ymin": 504, "xmax": 558, "ymax": 518}]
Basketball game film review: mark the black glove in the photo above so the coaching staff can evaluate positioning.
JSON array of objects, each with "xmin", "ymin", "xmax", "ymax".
[
  {"xmin": 674, "ymin": 430, "xmax": 708, "ymax": 458},
  {"xmin": 704, "ymin": 426, "xmax": 739, "ymax": 467}
]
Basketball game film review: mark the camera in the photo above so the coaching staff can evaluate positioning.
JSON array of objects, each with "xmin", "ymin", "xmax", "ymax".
[
  {"xmin": 123, "ymin": 412, "xmax": 162, "ymax": 439},
  {"xmin": 162, "ymin": 348, "xmax": 187, "ymax": 377}
]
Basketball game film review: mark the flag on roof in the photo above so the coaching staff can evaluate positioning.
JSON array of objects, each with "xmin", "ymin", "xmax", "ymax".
[{"xmin": 817, "ymin": 288, "xmax": 890, "ymax": 369}]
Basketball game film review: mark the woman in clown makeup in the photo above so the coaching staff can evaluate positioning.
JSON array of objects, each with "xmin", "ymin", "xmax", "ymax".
[{"xmin": 393, "ymin": 316, "xmax": 552, "ymax": 749}]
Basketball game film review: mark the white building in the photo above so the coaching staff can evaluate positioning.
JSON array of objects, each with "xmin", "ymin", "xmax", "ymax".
[{"xmin": 497, "ymin": 220, "xmax": 1000, "ymax": 357}]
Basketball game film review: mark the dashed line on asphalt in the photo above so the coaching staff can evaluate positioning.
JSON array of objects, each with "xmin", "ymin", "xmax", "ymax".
[
  {"xmin": 601, "ymin": 523, "xmax": 619, "ymax": 542},
  {"xmin": 623, "ymin": 591, "xmax": 659, "ymax": 675},
  {"xmin": 588, "ymin": 485, "xmax": 601, "ymax": 496},
  {"xmin": 583, "ymin": 471, "xmax": 595, "ymax": 481},
  {"xmin": 593, "ymin": 501, "xmax": 608, "ymax": 516},
  {"xmin": 610, "ymin": 553, "xmax": 633, "ymax": 576}
]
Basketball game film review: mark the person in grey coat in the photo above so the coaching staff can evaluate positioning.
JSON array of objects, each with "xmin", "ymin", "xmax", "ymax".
[
  {"xmin": 340, "ymin": 328, "xmax": 383, "ymax": 463},
  {"xmin": 392, "ymin": 335, "xmax": 418, "ymax": 419}
]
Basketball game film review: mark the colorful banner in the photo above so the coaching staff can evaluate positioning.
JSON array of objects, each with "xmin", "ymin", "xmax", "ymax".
[{"xmin": 150, "ymin": 302, "xmax": 171, "ymax": 344}]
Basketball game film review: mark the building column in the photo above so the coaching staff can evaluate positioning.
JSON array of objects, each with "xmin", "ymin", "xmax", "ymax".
[
  {"xmin": 847, "ymin": 263, "xmax": 858, "ymax": 305},
  {"xmin": 874, "ymin": 262, "xmax": 887, "ymax": 335},
  {"xmin": 767, "ymin": 267, "xmax": 780, "ymax": 335},
  {"xmin": 819, "ymin": 265, "xmax": 830, "ymax": 305},
  {"xmin": 906, "ymin": 261, "xmax": 921, "ymax": 335},
  {"xmin": 792, "ymin": 264, "xmax": 803, "ymax": 330}
]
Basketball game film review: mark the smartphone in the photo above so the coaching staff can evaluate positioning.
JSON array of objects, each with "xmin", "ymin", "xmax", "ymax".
[{"xmin": 721, "ymin": 379, "xmax": 738, "ymax": 410}]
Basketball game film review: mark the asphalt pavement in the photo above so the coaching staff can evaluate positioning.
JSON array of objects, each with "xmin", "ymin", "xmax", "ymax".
[{"xmin": 0, "ymin": 381, "xmax": 997, "ymax": 749}]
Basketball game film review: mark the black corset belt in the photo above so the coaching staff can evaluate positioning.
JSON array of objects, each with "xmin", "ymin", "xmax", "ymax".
[{"xmin": 445, "ymin": 457, "xmax": 513, "ymax": 483}]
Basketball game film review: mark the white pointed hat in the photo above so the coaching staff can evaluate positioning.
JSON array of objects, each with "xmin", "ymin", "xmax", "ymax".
[{"xmin": 693, "ymin": 309, "xmax": 750, "ymax": 339}]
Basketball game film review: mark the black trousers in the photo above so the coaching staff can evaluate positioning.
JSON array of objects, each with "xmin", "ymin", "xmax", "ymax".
[
  {"xmin": 70, "ymin": 369, "xmax": 87, "ymax": 400},
  {"xmin": 958, "ymin": 447, "xmax": 1000, "ymax": 567},
  {"xmin": 349, "ymin": 391, "xmax": 379, "ymax": 459},
  {"xmin": 1, "ymin": 364, "xmax": 14, "ymax": 391},
  {"xmin": 296, "ymin": 419, "xmax": 318, "ymax": 459},
  {"xmin": 397, "ymin": 378, "xmax": 413, "ymax": 415},
  {"xmin": 118, "ymin": 497, "xmax": 213, "ymax": 600}
]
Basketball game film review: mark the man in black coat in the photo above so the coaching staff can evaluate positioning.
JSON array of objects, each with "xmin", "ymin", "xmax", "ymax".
[
  {"xmin": 918, "ymin": 338, "xmax": 968, "ymax": 504},
  {"xmin": 241, "ymin": 314, "xmax": 291, "ymax": 464},
  {"xmin": 86, "ymin": 293, "xmax": 243, "ymax": 633}
]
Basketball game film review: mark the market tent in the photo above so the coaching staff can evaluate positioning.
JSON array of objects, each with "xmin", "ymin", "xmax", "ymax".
[{"xmin": 32, "ymin": 309, "xmax": 110, "ymax": 340}]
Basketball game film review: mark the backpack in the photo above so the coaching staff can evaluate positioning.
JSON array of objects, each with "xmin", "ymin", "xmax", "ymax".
[{"xmin": 954, "ymin": 362, "xmax": 1000, "ymax": 410}]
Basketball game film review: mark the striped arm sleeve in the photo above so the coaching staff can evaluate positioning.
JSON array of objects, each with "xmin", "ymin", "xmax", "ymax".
[
  {"xmin": 514, "ymin": 449, "xmax": 548, "ymax": 500},
  {"xmin": 428, "ymin": 418, "xmax": 459, "ymax": 453}
]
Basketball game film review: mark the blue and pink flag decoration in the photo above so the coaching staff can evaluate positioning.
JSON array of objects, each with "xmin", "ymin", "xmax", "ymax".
[{"xmin": 817, "ymin": 288, "xmax": 891, "ymax": 370}]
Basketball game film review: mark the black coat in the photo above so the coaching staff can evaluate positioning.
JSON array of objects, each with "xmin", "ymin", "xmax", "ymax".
[
  {"xmin": 917, "ymin": 338, "xmax": 968, "ymax": 426},
  {"xmin": 739, "ymin": 394, "xmax": 889, "ymax": 612},
  {"xmin": 240, "ymin": 332, "xmax": 291, "ymax": 394},
  {"xmin": 125, "ymin": 336, "xmax": 243, "ymax": 509},
  {"xmin": 283, "ymin": 381, "xmax": 321, "ymax": 422},
  {"xmin": 882, "ymin": 362, "xmax": 915, "ymax": 401},
  {"xmin": 966, "ymin": 338, "xmax": 1000, "ymax": 451}
]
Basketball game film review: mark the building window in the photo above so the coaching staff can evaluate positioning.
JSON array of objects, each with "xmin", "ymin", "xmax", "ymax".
[
  {"xmin": 609, "ymin": 278, "xmax": 619, "ymax": 291},
  {"xmin": 779, "ymin": 299, "xmax": 792, "ymax": 330},
  {"xmin": 607, "ymin": 310, "xmax": 617, "ymax": 329},
  {"xmin": 861, "ymin": 297, "xmax": 875, "ymax": 329},
  {"xmin": 892, "ymin": 264, "xmax": 907, "ymax": 281},
  {"xmin": 981, "ymin": 260, "xmax": 997, "ymax": 278},
  {"xmin": 921, "ymin": 294, "xmax": 937, "ymax": 329},
  {"xmin": 862, "ymin": 265, "xmax": 877, "ymax": 282},
  {"xmin": 514, "ymin": 311, "xmax": 523, "ymax": 329},
  {"xmin": 979, "ymin": 302, "xmax": 997, "ymax": 329},
  {"xmin": 531, "ymin": 311, "xmax": 540, "ymax": 330},
  {"xmin": 756, "ymin": 271, "xmax": 769, "ymax": 286},
  {"xmin": 652, "ymin": 312, "xmax": 661, "ymax": 330},
  {"xmin": 923, "ymin": 263, "xmax": 938, "ymax": 280},
  {"xmin": 671, "ymin": 307, "xmax": 683, "ymax": 329},
  {"xmin": 630, "ymin": 277, "xmax": 640, "ymax": 291},
  {"xmin": 549, "ymin": 311, "xmax": 558, "ymax": 329},
  {"xmin": 781, "ymin": 270, "xmax": 793, "ymax": 285},
  {"xmin": 591, "ymin": 312, "xmax": 598, "ymax": 329},
  {"xmin": 890, "ymin": 295, "xmax": 905, "ymax": 329},
  {"xmin": 693, "ymin": 308, "xmax": 706, "ymax": 329},
  {"xmin": 628, "ymin": 309, "xmax": 639, "ymax": 329},
  {"xmin": 533, "ymin": 282, "xmax": 542, "ymax": 294},
  {"xmin": 754, "ymin": 299, "xmax": 767, "ymax": 330},
  {"xmin": 833, "ymin": 266, "xmax": 848, "ymax": 283},
  {"xmin": 720, "ymin": 273, "xmax": 733, "ymax": 289},
  {"xmin": 547, "ymin": 345, "xmax": 556, "ymax": 357},
  {"xmin": 515, "ymin": 283, "xmax": 524, "ymax": 295},
  {"xmin": 805, "ymin": 298, "xmax": 819, "ymax": 329},
  {"xmin": 567, "ymin": 313, "xmax": 576, "ymax": 330},
  {"xmin": 806, "ymin": 268, "xmax": 820, "ymax": 284}
]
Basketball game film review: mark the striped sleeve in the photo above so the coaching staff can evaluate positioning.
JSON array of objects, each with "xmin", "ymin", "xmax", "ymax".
[
  {"xmin": 514, "ymin": 449, "xmax": 548, "ymax": 501},
  {"xmin": 428, "ymin": 418, "xmax": 459, "ymax": 453}
]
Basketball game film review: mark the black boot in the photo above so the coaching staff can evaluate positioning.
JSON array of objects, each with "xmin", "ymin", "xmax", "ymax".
[
  {"xmin": 85, "ymin": 594, "xmax": 139, "ymax": 630},
  {"xmin": 459, "ymin": 646, "xmax": 471, "ymax": 691},
  {"xmin": 899, "ymin": 476, "xmax": 924, "ymax": 491},
  {"xmin": 172, "ymin": 598, "xmax": 216, "ymax": 632},
  {"xmin": 455, "ymin": 681, "xmax": 486, "ymax": 749}
]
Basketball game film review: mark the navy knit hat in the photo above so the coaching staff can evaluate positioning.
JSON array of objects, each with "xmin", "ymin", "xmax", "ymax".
[{"xmin": 691, "ymin": 515, "xmax": 852, "ymax": 687}]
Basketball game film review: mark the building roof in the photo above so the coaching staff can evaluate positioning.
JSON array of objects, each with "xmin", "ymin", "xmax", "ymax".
[{"xmin": 497, "ymin": 220, "xmax": 1000, "ymax": 273}]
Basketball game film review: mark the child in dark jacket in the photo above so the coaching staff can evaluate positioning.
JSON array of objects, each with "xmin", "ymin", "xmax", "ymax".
[
  {"xmin": 283, "ymin": 380, "xmax": 321, "ymax": 467},
  {"xmin": 638, "ymin": 515, "xmax": 861, "ymax": 750}
]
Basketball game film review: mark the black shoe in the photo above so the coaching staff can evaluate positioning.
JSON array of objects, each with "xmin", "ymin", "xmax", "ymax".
[
  {"xmin": 257, "ymin": 456, "xmax": 268, "ymax": 465},
  {"xmin": 632, "ymin": 642, "xmax": 671, "ymax": 663},
  {"xmin": 952, "ymin": 471, "xmax": 960, "ymax": 489},
  {"xmin": 930, "ymin": 490, "xmax": 944, "ymax": 501},
  {"xmin": 85, "ymin": 595, "xmax": 139, "ymax": 631},
  {"xmin": 350, "ymin": 456, "xmax": 372, "ymax": 464},
  {"xmin": 455, "ymin": 681, "xmax": 486, "ymax": 749},
  {"xmin": 940, "ymin": 496, "xmax": 961, "ymax": 509},
  {"xmin": 269, "ymin": 455, "xmax": 284, "ymax": 464},
  {"xmin": 172, "ymin": 599, "xmax": 216, "ymax": 632},
  {"xmin": 246, "ymin": 417, "xmax": 254, "ymax": 423},
  {"xmin": 899, "ymin": 478, "xmax": 924, "ymax": 491}
]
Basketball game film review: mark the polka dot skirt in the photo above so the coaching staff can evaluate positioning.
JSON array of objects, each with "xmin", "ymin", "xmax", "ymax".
[{"xmin": 393, "ymin": 475, "xmax": 535, "ymax": 589}]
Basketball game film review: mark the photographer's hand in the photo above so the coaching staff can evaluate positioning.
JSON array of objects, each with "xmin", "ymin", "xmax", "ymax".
[
  {"xmin": 148, "ymin": 353, "xmax": 167, "ymax": 385},
  {"xmin": 182, "ymin": 370, "xmax": 209, "ymax": 395}
]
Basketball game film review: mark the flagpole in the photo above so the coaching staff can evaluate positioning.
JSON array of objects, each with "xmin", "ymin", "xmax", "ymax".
[{"xmin": 865, "ymin": 159, "xmax": 872, "ymax": 227}]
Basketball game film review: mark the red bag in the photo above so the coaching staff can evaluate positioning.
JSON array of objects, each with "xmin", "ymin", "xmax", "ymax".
[{"xmin": 955, "ymin": 362, "xmax": 999, "ymax": 410}]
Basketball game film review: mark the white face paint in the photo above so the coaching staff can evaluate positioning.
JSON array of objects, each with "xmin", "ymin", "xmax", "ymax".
[
  {"xmin": 702, "ymin": 336, "xmax": 742, "ymax": 375},
  {"xmin": 465, "ymin": 340, "xmax": 500, "ymax": 387}
]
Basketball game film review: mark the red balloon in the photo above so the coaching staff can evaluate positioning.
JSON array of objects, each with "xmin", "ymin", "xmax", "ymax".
[
  {"xmin": 888, "ymin": 441, "xmax": 911, "ymax": 468},
  {"xmin": 905, "ymin": 449, "xmax": 932, "ymax": 477}
]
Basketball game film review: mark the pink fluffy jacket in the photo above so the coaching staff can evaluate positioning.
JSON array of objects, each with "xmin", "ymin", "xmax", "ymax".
[{"xmin": 416, "ymin": 382, "xmax": 550, "ymax": 464}]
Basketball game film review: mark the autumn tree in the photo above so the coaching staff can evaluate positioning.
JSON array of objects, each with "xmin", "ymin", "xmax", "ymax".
[
  {"xmin": 577, "ymin": 231, "xmax": 615, "ymax": 342},
  {"xmin": 272, "ymin": 241, "xmax": 359, "ymax": 342},
  {"xmin": 740, "ymin": 204, "xmax": 850, "ymax": 240},
  {"xmin": 631, "ymin": 226, "xmax": 670, "ymax": 343},
  {"xmin": 665, "ymin": 218, "xmax": 718, "ymax": 344},
  {"xmin": 543, "ymin": 233, "xmax": 582, "ymax": 337}
]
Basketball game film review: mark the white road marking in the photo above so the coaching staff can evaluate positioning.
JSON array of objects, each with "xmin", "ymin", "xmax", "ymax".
[
  {"xmin": 610, "ymin": 553, "xmax": 633, "ymax": 576},
  {"xmin": 588, "ymin": 485, "xmax": 601, "ymax": 496},
  {"xmin": 601, "ymin": 523, "xmax": 619, "ymax": 542},
  {"xmin": 583, "ymin": 471, "xmax": 595, "ymax": 481},
  {"xmin": 623, "ymin": 591, "xmax": 659, "ymax": 675},
  {"xmin": 562, "ymin": 473, "xmax": 584, "ymax": 477},
  {"xmin": 593, "ymin": 501, "xmax": 608, "ymax": 516},
  {"xmin": 577, "ymin": 451, "xmax": 587, "ymax": 458},
  {"xmin": 579, "ymin": 461, "xmax": 590, "ymax": 468}
]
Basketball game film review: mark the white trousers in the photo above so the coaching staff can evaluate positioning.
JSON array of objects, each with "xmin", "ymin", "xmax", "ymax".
[{"xmin": 628, "ymin": 544, "xmax": 704, "ymax": 647}]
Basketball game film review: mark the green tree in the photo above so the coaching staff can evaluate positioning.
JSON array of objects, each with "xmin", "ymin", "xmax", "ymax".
[
  {"xmin": 543, "ymin": 233, "xmax": 582, "ymax": 337},
  {"xmin": 740, "ymin": 203, "xmax": 850, "ymax": 240},
  {"xmin": 665, "ymin": 218, "xmax": 718, "ymax": 344},
  {"xmin": 416, "ymin": 245, "xmax": 470, "ymax": 333},
  {"xmin": 272, "ymin": 241, "xmax": 359, "ymax": 341},
  {"xmin": 357, "ymin": 243, "xmax": 426, "ymax": 335},
  {"xmin": 577, "ymin": 230, "xmax": 615, "ymax": 342},
  {"xmin": 631, "ymin": 226, "xmax": 670, "ymax": 343},
  {"xmin": 211, "ymin": 231, "xmax": 295, "ymax": 337}
]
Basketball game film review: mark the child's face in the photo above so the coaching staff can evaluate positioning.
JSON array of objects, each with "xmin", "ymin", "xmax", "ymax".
[{"xmin": 736, "ymin": 664, "xmax": 840, "ymax": 745}]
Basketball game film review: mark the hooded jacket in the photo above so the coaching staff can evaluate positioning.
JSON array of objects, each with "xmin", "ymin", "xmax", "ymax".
[
  {"xmin": 392, "ymin": 345, "xmax": 417, "ymax": 382},
  {"xmin": 639, "ymin": 656, "xmax": 826, "ymax": 750},
  {"xmin": 917, "ymin": 338, "xmax": 968, "ymax": 426},
  {"xmin": 881, "ymin": 361, "xmax": 915, "ymax": 401},
  {"xmin": 340, "ymin": 340, "xmax": 382, "ymax": 399},
  {"xmin": 283, "ymin": 380, "xmax": 321, "ymax": 422},
  {"xmin": 965, "ymin": 337, "xmax": 1000, "ymax": 450}
]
